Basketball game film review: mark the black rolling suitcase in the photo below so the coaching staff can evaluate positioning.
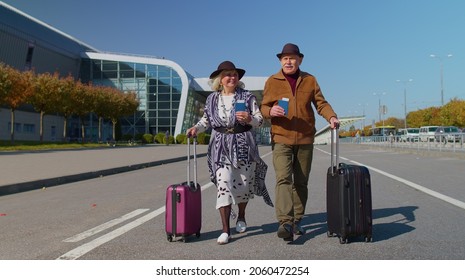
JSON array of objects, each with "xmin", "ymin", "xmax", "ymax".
[{"xmin": 326, "ymin": 128, "xmax": 373, "ymax": 244}]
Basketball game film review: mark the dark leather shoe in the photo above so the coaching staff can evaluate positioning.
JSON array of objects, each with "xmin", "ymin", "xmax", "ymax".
[
  {"xmin": 283, "ymin": 235, "xmax": 294, "ymax": 242},
  {"xmin": 277, "ymin": 223, "xmax": 293, "ymax": 241}
]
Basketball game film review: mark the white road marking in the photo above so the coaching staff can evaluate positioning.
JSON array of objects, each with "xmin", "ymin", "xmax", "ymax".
[
  {"xmin": 316, "ymin": 147, "xmax": 465, "ymax": 210},
  {"xmin": 57, "ymin": 207, "xmax": 165, "ymax": 260},
  {"xmin": 63, "ymin": 209, "xmax": 150, "ymax": 242},
  {"xmin": 57, "ymin": 152, "xmax": 271, "ymax": 260},
  {"xmin": 58, "ymin": 183, "xmax": 216, "ymax": 260}
]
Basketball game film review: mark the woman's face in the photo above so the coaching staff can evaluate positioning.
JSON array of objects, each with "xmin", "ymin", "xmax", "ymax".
[{"xmin": 221, "ymin": 70, "xmax": 239, "ymax": 89}]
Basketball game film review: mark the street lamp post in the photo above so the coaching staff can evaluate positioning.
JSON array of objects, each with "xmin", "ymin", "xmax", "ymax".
[
  {"xmin": 373, "ymin": 92, "xmax": 386, "ymax": 123},
  {"xmin": 396, "ymin": 79, "xmax": 413, "ymax": 128},
  {"xmin": 430, "ymin": 54, "xmax": 452, "ymax": 106},
  {"xmin": 358, "ymin": 103, "xmax": 368, "ymax": 130}
]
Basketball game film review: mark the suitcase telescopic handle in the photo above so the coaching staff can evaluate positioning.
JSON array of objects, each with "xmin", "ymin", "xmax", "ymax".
[
  {"xmin": 330, "ymin": 128, "xmax": 340, "ymax": 176},
  {"xmin": 187, "ymin": 136, "xmax": 198, "ymax": 189}
]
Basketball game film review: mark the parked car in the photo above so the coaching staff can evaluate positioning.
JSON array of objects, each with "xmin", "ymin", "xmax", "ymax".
[
  {"xmin": 419, "ymin": 126, "xmax": 439, "ymax": 142},
  {"xmin": 397, "ymin": 128, "xmax": 420, "ymax": 142},
  {"xmin": 434, "ymin": 126, "xmax": 461, "ymax": 143}
]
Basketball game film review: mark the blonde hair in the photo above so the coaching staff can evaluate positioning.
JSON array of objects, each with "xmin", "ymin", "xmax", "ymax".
[{"xmin": 208, "ymin": 70, "xmax": 245, "ymax": 91}]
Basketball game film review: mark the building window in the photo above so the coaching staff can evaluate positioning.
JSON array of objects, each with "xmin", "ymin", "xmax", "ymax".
[
  {"xmin": 119, "ymin": 62, "xmax": 135, "ymax": 79},
  {"xmin": 25, "ymin": 43, "xmax": 35, "ymax": 70},
  {"xmin": 23, "ymin": 124, "xmax": 36, "ymax": 134},
  {"xmin": 51, "ymin": 125, "xmax": 56, "ymax": 141},
  {"xmin": 92, "ymin": 61, "xmax": 102, "ymax": 79},
  {"xmin": 7, "ymin": 122, "xmax": 22, "ymax": 133},
  {"xmin": 80, "ymin": 57, "xmax": 185, "ymax": 137},
  {"xmin": 102, "ymin": 61, "xmax": 117, "ymax": 78},
  {"xmin": 135, "ymin": 63, "xmax": 145, "ymax": 78}
]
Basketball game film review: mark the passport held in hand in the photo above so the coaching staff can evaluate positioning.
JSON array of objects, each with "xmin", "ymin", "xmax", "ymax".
[
  {"xmin": 278, "ymin": 98, "xmax": 289, "ymax": 116},
  {"xmin": 235, "ymin": 100, "xmax": 246, "ymax": 112}
]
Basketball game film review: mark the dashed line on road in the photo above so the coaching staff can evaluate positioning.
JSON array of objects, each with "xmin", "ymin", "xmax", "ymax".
[
  {"xmin": 57, "ymin": 183, "xmax": 217, "ymax": 260},
  {"xmin": 316, "ymin": 147, "xmax": 465, "ymax": 211},
  {"xmin": 56, "ymin": 152, "xmax": 273, "ymax": 260},
  {"xmin": 57, "ymin": 207, "xmax": 165, "ymax": 260},
  {"xmin": 63, "ymin": 208, "xmax": 150, "ymax": 242}
]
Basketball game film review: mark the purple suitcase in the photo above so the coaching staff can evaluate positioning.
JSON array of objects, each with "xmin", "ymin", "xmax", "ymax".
[
  {"xmin": 165, "ymin": 138, "xmax": 202, "ymax": 242},
  {"xmin": 326, "ymin": 128, "xmax": 373, "ymax": 244}
]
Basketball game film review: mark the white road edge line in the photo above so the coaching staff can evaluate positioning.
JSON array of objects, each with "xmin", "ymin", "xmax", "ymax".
[
  {"xmin": 316, "ymin": 147, "xmax": 465, "ymax": 210},
  {"xmin": 63, "ymin": 208, "xmax": 150, "ymax": 242},
  {"xmin": 58, "ymin": 183, "xmax": 216, "ymax": 260},
  {"xmin": 57, "ymin": 152, "xmax": 272, "ymax": 260}
]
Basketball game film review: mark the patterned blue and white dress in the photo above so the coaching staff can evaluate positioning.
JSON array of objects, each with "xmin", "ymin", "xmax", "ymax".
[{"xmin": 194, "ymin": 88, "xmax": 273, "ymax": 209}]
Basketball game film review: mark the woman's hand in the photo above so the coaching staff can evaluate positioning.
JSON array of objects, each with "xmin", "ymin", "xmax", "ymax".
[
  {"xmin": 236, "ymin": 111, "xmax": 251, "ymax": 123},
  {"xmin": 186, "ymin": 127, "xmax": 198, "ymax": 137}
]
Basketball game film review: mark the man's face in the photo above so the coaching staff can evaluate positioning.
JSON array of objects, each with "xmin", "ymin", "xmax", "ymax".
[{"xmin": 280, "ymin": 54, "xmax": 302, "ymax": 75}]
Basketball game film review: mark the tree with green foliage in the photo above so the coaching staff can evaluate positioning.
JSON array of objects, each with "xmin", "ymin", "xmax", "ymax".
[
  {"xmin": 54, "ymin": 75, "xmax": 76, "ymax": 141},
  {"xmin": 104, "ymin": 89, "xmax": 139, "ymax": 141},
  {"xmin": 154, "ymin": 132, "xmax": 165, "ymax": 143},
  {"xmin": 0, "ymin": 63, "xmax": 12, "ymax": 104},
  {"xmin": 375, "ymin": 117, "xmax": 404, "ymax": 129},
  {"xmin": 91, "ymin": 85, "xmax": 113, "ymax": 142},
  {"xmin": 176, "ymin": 134, "xmax": 186, "ymax": 144},
  {"xmin": 29, "ymin": 72, "xmax": 62, "ymax": 142},
  {"xmin": 0, "ymin": 64, "xmax": 34, "ymax": 144},
  {"xmin": 142, "ymin": 133, "xmax": 154, "ymax": 143},
  {"xmin": 69, "ymin": 81, "xmax": 94, "ymax": 142},
  {"xmin": 440, "ymin": 98, "xmax": 465, "ymax": 127}
]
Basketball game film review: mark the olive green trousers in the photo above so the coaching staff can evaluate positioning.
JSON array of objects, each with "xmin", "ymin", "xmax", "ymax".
[{"xmin": 272, "ymin": 143, "xmax": 314, "ymax": 225}]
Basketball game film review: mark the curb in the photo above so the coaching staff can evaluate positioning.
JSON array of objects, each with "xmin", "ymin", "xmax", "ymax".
[{"xmin": 0, "ymin": 153, "xmax": 208, "ymax": 197}]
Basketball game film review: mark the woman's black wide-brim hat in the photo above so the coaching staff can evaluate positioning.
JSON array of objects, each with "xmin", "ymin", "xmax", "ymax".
[{"xmin": 209, "ymin": 60, "xmax": 246, "ymax": 79}]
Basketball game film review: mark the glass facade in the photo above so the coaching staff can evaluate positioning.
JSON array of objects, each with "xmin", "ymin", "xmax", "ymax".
[
  {"xmin": 183, "ymin": 87, "xmax": 207, "ymax": 134},
  {"xmin": 3, "ymin": 3, "xmax": 271, "ymax": 143},
  {"xmin": 80, "ymin": 57, "xmax": 185, "ymax": 138}
]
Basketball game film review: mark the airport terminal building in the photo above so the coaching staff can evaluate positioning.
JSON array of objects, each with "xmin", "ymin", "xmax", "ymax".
[{"xmin": 0, "ymin": 2, "xmax": 268, "ymax": 142}]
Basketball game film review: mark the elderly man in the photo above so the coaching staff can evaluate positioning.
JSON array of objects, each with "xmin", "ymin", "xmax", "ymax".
[{"xmin": 261, "ymin": 43, "xmax": 340, "ymax": 242}]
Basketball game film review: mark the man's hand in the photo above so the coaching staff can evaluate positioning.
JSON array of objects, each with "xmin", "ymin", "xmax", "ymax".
[
  {"xmin": 330, "ymin": 117, "xmax": 340, "ymax": 129},
  {"xmin": 270, "ymin": 105, "xmax": 286, "ymax": 117}
]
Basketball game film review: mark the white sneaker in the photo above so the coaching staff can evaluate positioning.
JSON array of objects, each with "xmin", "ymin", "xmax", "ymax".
[
  {"xmin": 235, "ymin": 220, "xmax": 247, "ymax": 233},
  {"xmin": 217, "ymin": 233, "xmax": 230, "ymax": 245}
]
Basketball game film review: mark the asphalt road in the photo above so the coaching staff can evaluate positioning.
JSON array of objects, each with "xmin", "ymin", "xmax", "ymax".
[{"xmin": 1, "ymin": 144, "xmax": 465, "ymax": 260}]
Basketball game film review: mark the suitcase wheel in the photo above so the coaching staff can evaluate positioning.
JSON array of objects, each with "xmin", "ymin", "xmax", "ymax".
[
  {"xmin": 196, "ymin": 232, "xmax": 201, "ymax": 238},
  {"xmin": 167, "ymin": 234, "xmax": 173, "ymax": 242},
  {"xmin": 326, "ymin": 231, "xmax": 336, "ymax": 238},
  {"xmin": 365, "ymin": 236, "xmax": 372, "ymax": 242}
]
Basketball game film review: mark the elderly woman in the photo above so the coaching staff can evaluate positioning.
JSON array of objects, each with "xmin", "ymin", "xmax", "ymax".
[{"xmin": 186, "ymin": 61, "xmax": 272, "ymax": 245}]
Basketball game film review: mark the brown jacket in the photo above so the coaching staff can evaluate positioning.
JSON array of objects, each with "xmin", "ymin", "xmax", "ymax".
[{"xmin": 260, "ymin": 70, "xmax": 337, "ymax": 145}]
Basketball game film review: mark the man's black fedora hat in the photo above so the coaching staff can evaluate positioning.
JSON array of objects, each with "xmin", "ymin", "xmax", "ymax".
[{"xmin": 276, "ymin": 43, "xmax": 304, "ymax": 58}]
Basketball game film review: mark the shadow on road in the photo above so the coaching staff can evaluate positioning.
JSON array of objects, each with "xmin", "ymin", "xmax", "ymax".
[
  {"xmin": 254, "ymin": 205, "xmax": 417, "ymax": 245},
  {"xmin": 175, "ymin": 205, "xmax": 418, "ymax": 244},
  {"xmin": 371, "ymin": 205, "xmax": 418, "ymax": 242},
  {"xmin": 302, "ymin": 205, "xmax": 417, "ymax": 244}
]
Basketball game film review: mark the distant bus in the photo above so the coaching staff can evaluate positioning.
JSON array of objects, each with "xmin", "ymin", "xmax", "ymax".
[{"xmin": 370, "ymin": 125, "xmax": 396, "ymax": 136}]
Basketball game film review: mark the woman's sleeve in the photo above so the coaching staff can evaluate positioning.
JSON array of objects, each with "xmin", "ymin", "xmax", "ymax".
[
  {"xmin": 194, "ymin": 112, "xmax": 209, "ymax": 133},
  {"xmin": 248, "ymin": 96, "xmax": 264, "ymax": 128}
]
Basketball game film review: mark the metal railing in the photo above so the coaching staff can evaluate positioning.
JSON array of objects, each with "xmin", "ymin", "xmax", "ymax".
[{"xmin": 341, "ymin": 134, "xmax": 465, "ymax": 154}]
